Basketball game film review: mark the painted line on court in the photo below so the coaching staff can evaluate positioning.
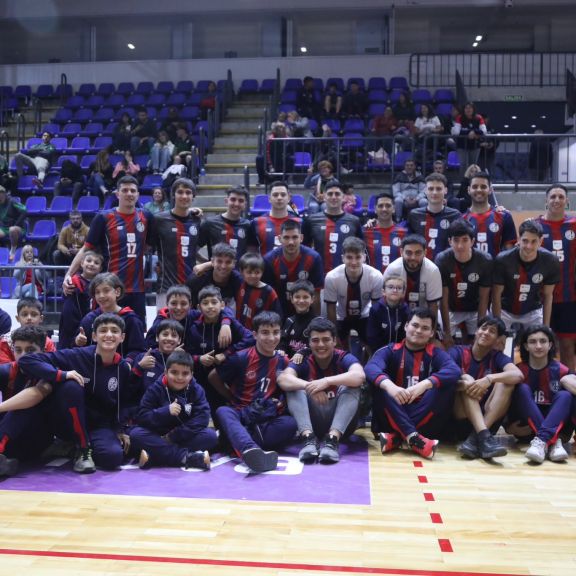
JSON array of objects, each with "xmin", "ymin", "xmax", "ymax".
[{"xmin": 0, "ymin": 548, "xmax": 533, "ymax": 576}]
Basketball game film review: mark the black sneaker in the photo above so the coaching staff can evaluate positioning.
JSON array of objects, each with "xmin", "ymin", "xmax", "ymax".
[
  {"xmin": 0, "ymin": 454, "xmax": 18, "ymax": 477},
  {"xmin": 184, "ymin": 450, "xmax": 211, "ymax": 470},
  {"xmin": 319, "ymin": 434, "xmax": 340, "ymax": 464},
  {"xmin": 298, "ymin": 434, "xmax": 319, "ymax": 463},
  {"xmin": 458, "ymin": 433, "xmax": 480, "ymax": 459},
  {"xmin": 479, "ymin": 433, "xmax": 507, "ymax": 459},
  {"xmin": 242, "ymin": 447, "xmax": 278, "ymax": 473}
]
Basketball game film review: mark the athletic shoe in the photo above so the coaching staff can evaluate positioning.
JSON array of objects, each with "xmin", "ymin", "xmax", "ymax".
[
  {"xmin": 298, "ymin": 434, "xmax": 319, "ymax": 463},
  {"xmin": 525, "ymin": 436, "xmax": 547, "ymax": 464},
  {"xmin": 0, "ymin": 454, "xmax": 18, "ymax": 477},
  {"xmin": 408, "ymin": 433, "xmax": 438, "ymax": 459},
  {"xmin": 319, "ymin": 434, "xmax": 340, "ymax": 464},
  {"xmin": 73, "ymin": 448, "xmax": 96, "ymax": 474},
  {"xmin": 458, "ymin": 433, "xmax": 480, "ymax": 459},
  {"xmin": 242, "ymin": 447, "xmax": 278, "ymax": 473},
  {"xmin": 478, "ymin": 433, "xmax": 507, "ymax": 459},
  {"xmin": 184, "ymin": 450, "xmax": 211, "ymax": 470},
  {"xmin": 378, "ymin": 432, "xmax": 401, "ymax": 454},
  {"xmin": 548, "ymin": 438, "xmax": 569, "ymax": 462},
  {"xmin": 138, "ymin": 449, "xmax": 151, "ymax": 469}
]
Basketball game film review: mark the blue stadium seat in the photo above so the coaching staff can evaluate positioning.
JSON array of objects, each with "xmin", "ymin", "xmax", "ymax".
[
  {"xmin": 394, "ymin": 150, "xmax": 414, "ymax": 169},
  {"xmin": 46, "ymin": 196, "xmax": 73, "ymax": 216},
  {"xmin": 37, "ymin": 123, "xmax": 61, "ymax": 137},
  {"xmin": 80, "ymin": 155, "xmax": 97, "ymax": 172},
  {"xmin": 259, "ymin": 79, "xmax": 276, "ymax": 94},
  {"xmin": 91, "ymin": 136, "xmax": 113, "ymax": 152},
  {"xmin": 343, "ymin": 119, "xmax": 365, "ymax": 133},
  {"xmin": 368, "ymin": 90, "xmax": 388, "ymax": 103},
  {"xmin": 52, "ymin": 137, "xmax": 69, "ymax": 152},
  {"xmin": 412, "ymin": 89, "xmax": 432, "ymax": 105},
  {"xmin": 446, "ymin": 151, "xmax": 460, "ymax": 170},
  {"xmin": 135, "ymin": 82, "xmax": 154, "ymax": 96},
  {"xmin": 85, "ymin": 95, "xmax": 105, "ymax": 109},
  {"xmin": 105, "ymin": 94, "xmax": 126, "ymax": 108},
  {"xmin": 181, "ymin": 106, "xmax": 200, "ymax": 121},
  {"xmin": 64, "ymin": 95, "xmax": 85, "ymax": 110},
  {"xmin": 0, "ymin": 247, "xmax": 9, "ymax": 266},
  {"xmin": 326, "ymin": 78, "xmax": 345, "ymax": 93},
  {"xmin": 14, "ymin": 85, "xmax": 32, "ymax": 101},
  {"xmin": 146, "ymin": 93, "xmax": 166, "ymax": 107},
  {"xmin": 94, "ymin": 108, "xmax": 114, "ymax": 123},
  {"xmin": 55, "ymin": 85, "xmax": 73, "ymax": 100},
  {"xmin": 76, "ymin": 196, "xmax": 100, "ymax": 215},
  {"xmin": 61, "ymin": 123, "xmax": 82, "ymax": 136},
  {"xmin": 77, "ymin": 83, "xmax": 96, "ymax": 97},
  {"xmin": 35, "ymin": 85, "xmax": 54, "ymax": 99},
  {"xmin": 388, "ymin": 89, "xmax": 404, "ymax": 105},
  {"xmin": 25, "ymin": 196, "xmax": 47, "ymax": 215},
  {"xmin": 294, "ymin": 152, "xmax": 312, "ymax": 171},
  {"xmin": 368, "ymin": 103, "xmax": 386, "ymax": 117},
  {"xmin": 96, "ymin": 83, "xmax": 115, "ymax": 97},
  {"xmin": 79, "ymin": 122, "xmax": 103, "ymax": 138},
  {"xmin": 51, "ymin": 109, "xmax": 73, "ymax": 124},
  {"xmin": 250, "ymin": 195, "xmax": 271, "ymax": 216},
  {"xmin": 52, "ymin": 155, "xmax": 78, "ymax": 172},
  {"xmin": 284, "ymin": 78, "xmax": 303, "ymax": 91},
  {"xmin": 238, "ymin": 79, "xmax": 259, "ymax": 94},
  {"xmin": 166, "ymin": 93, "xmax": 186, "ymax": 107},
  {"xmin": 41, "ymin": 174, "xmax": 59, "ymax": 194},
  {"xmin": 176, "ymin": 81, "xmax": 194, "ymax": 94},
  {"xmin": 140, "ymin": 174, "xmax": 163, "ymax": 191},
  {"xmin": 195, "ymin": 80, "xmax": 213, "ymax": 93},
  {"xmin": 67, "ymin": 137, "xmax": 91, "ymax": 154},
  {"xmin": 103, "ymin": 122, "xmax": 118, "ymax": 135},
  {"xmin": 291, "ymin": 194, "xmax": 306, "ymax": 213},
  {"xmin": 17, "ymin": 176, "xmax": 39, "ymax": 194},
  {"xmin": 351, "ymin": 195, "xmax": 364, "ymax": 218},
  {"xmin": 126, "ymin": 94, "xmax": 146, "ymax": 107},
  {"xmin": 0, "ymin": 277, "xmax": 18, "ymax": 298},
  {"xmin": 280, "ymin": 91, "xmax": 297, "ymax": 104},
  {"xmin": 388, "ymin": 77, "xmax": 409, "ymax": 92},
  {"xmin": 73, "ymin": 108, "xmax": 95, "ymax": 123},
  {"xmin": 116, "ymin": 82, "xmax": 135, "ymax": 96},
  {"xmin": 368, "ymin": 77, "xmax": 387, "ymax": 91},
  {"xmin": 114, "ymin": 107, "xmax": 135, "ymax": 121},
  {"xmin": 313, "ymin": 78, "xmax": 324, "ymax": 93},
  {"xmin": 434, "ymin": 89, "xmax": 455, "ymax": 103},
  {"xmin": 436, "ymin": 103, "xmax": 453, "ymax": 117},
  {"xmin": 323, "ymin": 119, "xmax": 341, "ymax": 133},
  {"xmin": 28, "ymin": 219, "xmax": 57, "ymax": 242},
  {"xmin": 157, "ymin": 81, "xmax": 175, "ymax": 95}
]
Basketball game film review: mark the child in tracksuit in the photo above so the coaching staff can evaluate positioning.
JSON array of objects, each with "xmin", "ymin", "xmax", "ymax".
[
  {"xmin": 19, "ymin": 313, "xmax": 137, "ymax": 473},
  {"xmin": 58, "ymin": 250, "xmax": 103, "ymax": 350},
  {"xmin": 130, "ymin": 350, "xmax": 218, "ymax": 470},
  {"xmin": 75, "ymin": 272, "xmax": 146, "ymax": 361},
  {"xmin": 279, "ymin": 280, "xmax": 317, "ymax": 357}
]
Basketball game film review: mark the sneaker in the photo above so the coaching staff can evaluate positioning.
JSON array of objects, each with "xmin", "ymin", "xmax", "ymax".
[
  {"xmin": 242, "ymin": 447, "xmax": 278, "ymax": 473},
  {"xmin": 73, "ymin": 448, "xmax": 96, "ymax": 474},
  {"xmin": 298, "ymin": 434, "xmax": 319, "ymax": 463},
  {"xmin": 478, "ymin": 433, "xmax": 507, "ymax": 459},
  {"xmin": 548, "ymin": 438, "xmax": 569, "ymax": 462},
  {"xmin": 458, "ymin": 433, "xmax": 480, "ymax": 459},
  {"xmin": 408, "ymin": 433, "xmax": 438, "ymax": 459},
  {"xmin": 319, "ymin": 434, "xmax": 340, "ymax": 464},
  {"xmin": 138, "ymin": 449, "xmax": 151, "ymax": 469},
  {"xmin": 184, "ymin": 450, "xmax": 211, "ymax": 470},
  {"xmin": 525, "ymin": 436, "xmax": 547, "ymax": 464},
  {"xmin": 0, "ymin": 453, "xmax": 18, "ymax": 477},
  {"xmin": 378, "ymin": 432, "xmax": 401, "ymax": 454}
]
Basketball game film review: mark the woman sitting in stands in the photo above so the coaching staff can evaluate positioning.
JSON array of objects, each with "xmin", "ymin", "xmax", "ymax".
[{"xmin": 12, "ymin": 244, "xmax": 45, "ymax": 298}]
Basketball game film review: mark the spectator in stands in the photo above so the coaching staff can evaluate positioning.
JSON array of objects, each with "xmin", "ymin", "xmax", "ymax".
[
  {"xmin": 270, "ymin": 111, "xmax": 290, "ymax": 134},
  {"xmin": 478, "ymin": 115, "xmax": 498, "ymax": 175},
  {"xmin": 87, "ymin": 148, "xmax": 114, "ymax": 202},
  {"xmin": 263, "ymin": 123, "xmax": 294, "ymax": 180},
  {"xmin": 287, "ymin": 111, "xmax": 313, "ymax": 138},
  {"xmin": 304, "ymin": 160, "xmax": 333, "ymax": 214},
  {"xmin": 370, "ymin": 106, "xmax": 398, "ymax": 153},
  {"xmin": 392, "ymin": 158, "xmax": 427, "ymax": 222},
  {"xmin": 130, "ymin": 107, "xmax": 157, "ymax": 154},
  {"xmin": 53, "ymin": 159, "xmax": 84, "ymax": 199},
  {"xmin": 162, "ymin": 155, "xmax": 187, "ymax": 189},
  {"xmin": 529, "ymin": 129, "xmax": 553, "ymax": 182},
  {"xmin": 341, "ymin": 81, "xmax": 368, "ymax": 119},
  {"xmin": 199, "ymin": 81, "xmax": 217, "ymax": 120},
  {"xmin": 413, "ymin": 104, "xmax": 443, "ymax": 164},
  {"xmin": 12, "ymin": 245, "xmax": 45, "ymax": 298},
  {"xmin": 113, "ymin": 112, "xmax": 133, "ymax": 154},
  {"xmin": 53, "ymin": 210, "xmax": 90, "ymax": 267},
  {"xmin": 297, "ymin": 76, "xmax": 321, "ymax": 123},
  {"xmin": 112, "ymin": 151, "xmax": 141, "ymax": 185},
  {"xmin": 144, "ymin": 187, "xmax": 170, "ymax": 214},
  {"xmin": 173, "ymin": 124, "xmax": 193, "ymax": 165},
  {"xmin": 0, "ymin": 154, "xmax": 17, "ymax": 195},
  {"xmin": 13, "ymin": 131, "xmax": 55, "ymax": 187},
  {"xmin": 150, "ymin": 130, "xmax": 175, "ymax": 174},
  {"xmin": 392, "ymin": 92, "xmax": 415, "ymax": 131},
  {"xmin": 324, "ymin": 83, "xmax": 343, "ymax": 120},
  {"xmin": 160, "ymin": 106, "xmax": 182, "ymax": 142},
  {"xmin": 451, "ymin": 102, "xmax": 487, "ymax": 176},
  {"xmin": 0, "ymin": 186, "xmax": 26, "ymax": 261}
]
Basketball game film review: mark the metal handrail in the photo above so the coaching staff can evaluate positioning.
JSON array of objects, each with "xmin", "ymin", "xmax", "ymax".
[
  {"xmin": 15, "ymin": 113, "xmax": 26, "ymax": 151},
  {"xmin": 0, "ymin": 130, "xmax": 9, "ymax": 162},
  {"xmin": 59, "ymin": 73, "xmax": 68, "ymax": 106}
]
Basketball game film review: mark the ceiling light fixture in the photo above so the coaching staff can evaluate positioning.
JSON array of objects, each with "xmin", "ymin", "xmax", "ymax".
[
  {"xmin": 127, "ymin": 43, "xmax": 135, "ymax": 50},
  {"xmin": 475, "ymin": 35, "xmax": 483, "ymax": 42},
  {"xmin": 300, "ymin": 46, "xmax": 307, "ymax": 53}
]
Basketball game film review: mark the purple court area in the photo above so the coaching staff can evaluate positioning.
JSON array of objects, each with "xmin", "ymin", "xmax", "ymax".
[{"xmin": 0, "ymin": 435, "xmax": 371, "ymax": 505}]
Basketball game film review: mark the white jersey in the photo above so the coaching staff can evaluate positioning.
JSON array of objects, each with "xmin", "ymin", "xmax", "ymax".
[{"xmin": 324, "ymin": 264, "xmax": 383, "ymax": 320}]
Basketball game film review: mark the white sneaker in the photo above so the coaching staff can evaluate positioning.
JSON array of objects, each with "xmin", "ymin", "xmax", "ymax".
[
  {"xmin": 525, "ymin": 437, "xmax": 547, "ymax": 464},
  {"xmin": 73, "ymin": 448, "xmax": 96, "ymax": 474},
  {"xmin": 548, "ymin": 438, "xmax": 569, "ymax": 462}
]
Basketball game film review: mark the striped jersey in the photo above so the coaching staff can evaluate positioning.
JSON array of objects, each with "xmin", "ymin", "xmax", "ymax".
[
  {"xmin": 407, "ymin": 206, "xmax": 461, "ymax": 260},
  {"xmin": 517, "ymin": 360, "xmax": 570, "ymax": 406},
  {"xmin": 363, "ymin": 223, "xmax": 407, "ymax": 273},
  {"xmin": 248, "ymin": 215, "xmax": 301, "ymax": 255},
  {"xmin": 199, "ymin": 214, "xmax": 251, "ymax": 259},
  {"xmin": 463, "ymin": 207, "xmax": 517, "ymax": 257},
  {"xmin": 235, "ymin": 281, "xmax": 282, "ymax": 330}
]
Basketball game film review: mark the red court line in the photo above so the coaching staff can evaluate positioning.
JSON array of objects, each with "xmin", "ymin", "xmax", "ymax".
[
  {"xmin": 418, "ymin": 475, "xmax": 428, "ymax": 483},
  {"xmin": 438, "ymin": 539, "xmax": 454, "ymax": 553},
  {"xmin": 413, "ymin": 461, "xmax": 423, "ymax": 468},
  {"xmin": 423, "ymin": 492, "xmax": 435, "ymax": 502},
  {"xmin": 0, "ymin": 548, "xmax": 533, "ymax": 576},
  {"xmin": 430, "ymin": 513, "xmax": 443, "ymax": 524}
]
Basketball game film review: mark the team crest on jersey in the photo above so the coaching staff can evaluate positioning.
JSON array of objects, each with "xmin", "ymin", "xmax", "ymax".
[
  {"xmin": 565, "ymin": 230, "xmax": 575, "ymax": 240},
  {"xmin": 489, "ymin": 222, "xmax": 500, "ymax": 233},
  {"xmin": 468, "ymin": 273, "xmax": 480, "ymax": 282},
  {"xmin": 184, "ymin": 403, "xmax": 192, "ymax": 415},
  {"xmin": 246, "ymin": 371, "xmax": 256, "ymax": 380},
  {"xmin": 256, "ymin": 299, "xmax": 263, "ymax": 308},
  {"xmin": 532, "ymin": 274, "xmax": 543, "ymax": 283},
  {"xmin": 440, "ymin": 219, "xmax": 450, "ymax": 229},
  {"xmin": 340, "ymin": 224, "xmax": 350, "ymax": 233},
  {"xmin": 392, "ymin": 237, "xmax": 402, "ymax": 246},
  {"xmin": 136, "ymin": 222, "xmax": 145, "ymax": 233},
  {"xmin": 237, "ymin": 229, "xmax": 246, "ymax": 239},
  {"xmin": 298, "ymin": 271, "xmax": 309, "ymax": 280},
  {"xmin": 551, "ymin": 380, "xmax": 560, "ymax": 392},
  {"xmin": 189, "ymin": 225, "xmax": 198, "ymax": 236},
  {"xmin": 107, "ymin": 377, "xmax": 118, "ymax": 392}
]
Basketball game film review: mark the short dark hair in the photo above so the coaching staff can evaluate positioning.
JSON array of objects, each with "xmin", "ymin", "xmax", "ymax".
[
  {"xmin": 11, "ymin": 326, "xmax": 46, "ymax": 349},
  {"xmin": 281, "ymin": 219, "xmax": 302, "ymax": 234},
  {"xmin": 166, "ymin": 284, "xmax": 192, "ymax": 303},
  {"xmin": 93, "ymin": 312, "xmax": 126, "ymax": 334},
  {"xmin": 156, "ymin": 319, "xmax": 185, "ymax": 340},
  {"xmin": 375, "ymin": 192, "xmax": 394, "ymax": 203},
  {"xmin": 253, "ymin": 311, "xmax": 282, "ymax": 332},
  {"xmin": 545, "ymin": 183, "xmax": 569, "ymax": 197},
  {"xmin": 305, "ymin": 317, "xmax": 337, "ymax": 340},
  {"xmin": 166, "ymin": 350, "xmax": 194, "ymax": 371},
  {"xmin": 447, "ymin": 219, "xmax": 476, "ymax": 240},
  {"xmin": 342, "ymin": 237, "xmax": 366, "ymax": 255},
  {"xmin": 408, "ymin": 306, "xmax": 436, "ymax": 328},
  {"xmin": 519, "ymin": 324, "xmax": 557, "ymax": 363},
  {"xmin": 425, "ymin": 173, "xmax": 447, "ymax": 186},
  {"xmin": 269, "ymin": 181, "xmax": 290, "ymax": 194},
  {"xmin": 324, "ymin": 179, "xmax": 342, "ymax": 192},
  {"xmin": 211, "ymin": 243, "xmax": 237, "ymax": 260},
  {"xmin": 69, "ymin": 209, "xmax": 82, "ymax": 218},
  {"xmin": 401, "ymin": 234, "xmax": 426, "ymax": 249},
  {"xmin": 90, "ymin": 272, "xmax": 125, "ymax": 299},
  {"xmin": 289, "ymin": 279, "xmax": 315, "ymax": 297},
  {"xmin": 477, "ymin": 315, "xmax": 506, "ymax": 337},
  {"xmin": 198, "ymin": 285, "xmax": 223, "ymax": 303},
  {"xmin": 226, "ymin": 186, "xmax": 249, "ymax": 202},
  {"xmin": 171, "ymin": 177, "xmax": 196, "ymax": 197},
  {"xmin": 239, "ymin": 252, "xmax": 265, "ymax": 272},
  {"xmin": 470, "ymin": 171, "xmax": 491, "ymax": 186},
  {"xmin": 519, "ymin": 219, "xmax": 543, "ymax": 238},
  {"xmin": 17, "ymin": 297, "xmax": 43, "ymax": 315},
  {"xmin": 117, "ymin": 175, "xmax": 139, "ymax": 188}
]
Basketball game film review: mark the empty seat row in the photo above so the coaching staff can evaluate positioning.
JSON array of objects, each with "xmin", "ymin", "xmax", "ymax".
[
  {"xmin": 62, "ymin": 91, "xmax": 217, "ymax": 110},
  {"xmin": 21, "ymin": 196, "xmax": 100, "ymax": 216},
  {"xmin": 51, "ymin": 105, "xmax": 203, "ymax": 125}
]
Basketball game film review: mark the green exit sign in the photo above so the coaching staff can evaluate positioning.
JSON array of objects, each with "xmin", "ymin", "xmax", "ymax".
[{"xmin": 504, "ymin": 95, "xmax": 524, "ymax": 102}]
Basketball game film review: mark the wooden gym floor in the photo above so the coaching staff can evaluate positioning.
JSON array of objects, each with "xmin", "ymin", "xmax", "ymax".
[{"xmin": 0, "ymin": 429, "xmax": 574, "ymax": 576}]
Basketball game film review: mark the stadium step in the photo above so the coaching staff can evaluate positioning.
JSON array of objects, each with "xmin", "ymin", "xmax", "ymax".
[{"xmin": 207, "ymin": 152, "xmax": 256, "ymax": 164}]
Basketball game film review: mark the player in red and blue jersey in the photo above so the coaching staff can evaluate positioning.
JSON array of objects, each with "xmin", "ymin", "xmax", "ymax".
[
  {"xmin": 492, "ymin": 219, "xmax": 560, "ymax": 330},
  {"xmin": 462, "ymin": 172, "xmax": 517, "ymax": 257},
  {"xmin": 278, "ymin": 317, "xmax": 365, "ymax": 464},
  {"xmin": 63, "ymin": 175, "xmax": 153, "ymax": 322},
  {"xmin": 363, "ymin": 192, "xmax": 407, "ymax": 273},
  {"xmin": 303, "ymin": 180, "xmax": 363, "ymax": 276},
  {"xmin": 365, "ymin": 307, "xmax": 460, "ymax": 459},
  {"xmin": 210, "ymin": 312, "xmax": 297, "ymax": 473},
  {"xmin": 263, "ymin": 219, "xmax": 323, "ymax": 316},
  {"xmin": 448, "ymin": 316, "xmax": 523, "ymax": 460},
  {"xmin": 247, "ymin": 181, "xmax": 301, "ymax": 255},
  {"xmin": 536, "ymin": 184, "xmax": 576, "ymax": 370},
  {"xmin": 513, "ymin": 325, "xmax": 576, "ymax": 464}
]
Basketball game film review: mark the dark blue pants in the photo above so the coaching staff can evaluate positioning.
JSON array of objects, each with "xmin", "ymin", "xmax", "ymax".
[
  {"xmin": 376, "ymin": 385, "xmax": 455, "ymax": 438},
  {"xmin": 129, "ymin": 426, "xmax": 218, "ymax": 467},
  {"xmin": 216, "ymin": 406, "xmax": 297, "ymax": 455},
  {"xmin": 512, "ymin": 384, "xmax": 573, "ymax": 443},
  {"xmin": 119, "ymin": 292, "xmax": 146, "ymax": 324}
]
